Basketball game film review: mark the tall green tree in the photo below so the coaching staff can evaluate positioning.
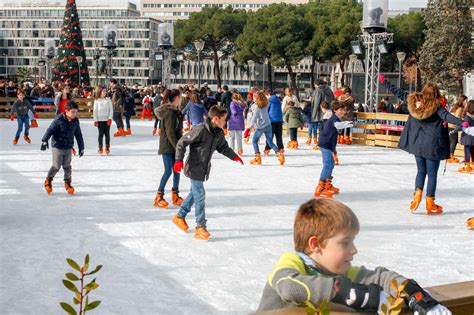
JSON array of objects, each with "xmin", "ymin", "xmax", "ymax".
[
  {"xmin": 419, "ymin": 0, "xmax": 472, "ymax": 92},
  {"xmin": 235, "ymin": 6, "xmax": 282, "ymax": 90},
  {"xmin": 304, "ymin": 0, "xmax": 362, "ymax": 86},
  {"xmin": 384, "ymin": 11, "xmax": 426, "ymax": 88},
  {"xmin": 53, "ymin": 0, "xmax": 89, "ymax": 86},
  {"xmin": 175, "ymin": 7, "xmax": 247, "ymax": 88},
  {"xmin": 236, "ymin": 3, "xmax": 311, "ymax": 91},
  {"xmin": 16, "ymin": 67, "xmax": 31, "ymax": 84}
]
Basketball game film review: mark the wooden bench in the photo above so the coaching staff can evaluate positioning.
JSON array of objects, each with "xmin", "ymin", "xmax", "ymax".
[{"xmin": 254, "ymin": 280, "xmax": 474, "ymax": 315}]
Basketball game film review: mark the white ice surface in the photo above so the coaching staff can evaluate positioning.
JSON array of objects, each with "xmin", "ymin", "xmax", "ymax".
[{"xmin": 0, "ymin": 119, "xmax": 473, "ymax": 314}]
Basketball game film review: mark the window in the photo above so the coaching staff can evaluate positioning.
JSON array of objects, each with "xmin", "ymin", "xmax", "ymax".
[{"xmin": 134, "ymin": 60, "xmax": 141, "ymax": 67}]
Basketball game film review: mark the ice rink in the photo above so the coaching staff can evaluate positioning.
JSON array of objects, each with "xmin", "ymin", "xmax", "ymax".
[{"xmin": 1, "ymin": 119, "xmax": 473, "ymax": 314}]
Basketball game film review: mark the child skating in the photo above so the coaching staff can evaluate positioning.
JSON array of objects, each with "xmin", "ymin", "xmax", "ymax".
[
  {"xmin": 10, "ymin": 90, "xmax": 38, "ymax": 145},
  {"xmin": 41, "ymin": 100, "xmax": 84, "ymax": 195},
  {"xmin": 244, "ymin": 92, "xmax": 285, "ymax": 166},
  {"xmin": 315, "ymin": 101, "xmax": 352, "ymax": 198},
  {"xmin": 93, "ymin": 85, "xmax": 113, "ymax": 155},
  {"xmin": 453, "ymin": 100, "xmax": 474, "ymax": 173},
  {"xmin": 257, "ymin": 198, "xmax": 451, "ymax": 315},
  {"xmin": 172, "ymin": 105, "xmax": 243, "ymax": 241},
  {"xmin": 283, "ymin": 100, "xmax": 304, "ymax": 149}
]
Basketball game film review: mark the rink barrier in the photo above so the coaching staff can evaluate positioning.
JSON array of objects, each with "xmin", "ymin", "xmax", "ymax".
[
  {"xmin": 350, "ymin": 112, "xmax": 465, "ymax": 158},
  {"xmin": 254, "ymin": 280, "xmax": 474, "ymax": 315},
  {"xmin": 0, "ymin": 98, "xmax": 465, "ymax": 158},
  {"xmin": 0, "ymin": 97, "xmax": 145, "ymax": 119}
]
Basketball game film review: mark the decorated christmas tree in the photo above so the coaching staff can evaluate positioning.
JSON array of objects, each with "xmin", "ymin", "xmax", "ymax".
[{"xmin": 52, "ymin": 0, "xmax": 90, "ymax": 86}]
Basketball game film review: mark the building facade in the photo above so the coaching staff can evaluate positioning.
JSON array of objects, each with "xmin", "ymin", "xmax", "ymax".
[
  {"xmin": 141, "ymin": 0, "xmax": 308, "ymax": 23},
  {"xmin": 0, "ymin": 0, "xmax": 163, "ymax": 86}
]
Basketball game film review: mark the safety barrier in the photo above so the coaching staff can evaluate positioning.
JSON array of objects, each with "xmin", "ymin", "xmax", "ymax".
[
  {"xmin": 0, "ymin": 98, "xmax": 466, "ymax": 159},
  {"xmin": 254, "ymin": 280, "xmax": 474, "ymax": 315}
]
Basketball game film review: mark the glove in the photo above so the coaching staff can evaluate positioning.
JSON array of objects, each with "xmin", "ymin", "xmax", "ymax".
[
  {"xmin": 173, "ymin": 160, "xmax": 184, "ymax": 173},
  {"xmin": 10, "ymin": 115, "xmax": 14, "ymax": 121},
  {"xmin": 233, "ymin": 156, "xmax": 244, "ymax": 165},
  {"xmin": 34, "ymin": 113, "xmax": 39, "ymax": 119},
  {"xmin": 379, "ymin": 73, "xmax": 385, "ymax": 83},
  {"xmin": 79, "ymin": 150, "xmax": 84, "ymax": 157},
  {"xmin": 40, "ymin": 142, "xmax": 49, "ymax": 151},
  {"xmin": 94, "ymin": 121, "xmax": 99, "ymax": 127},
  {"xmin": 404, "ymin": 280, "xmax": 449, "ymax": 315},
  {"xmin": 462, "ymin": 126, "xmax": 474, "ymax": 136},
  {"xmin": 334, "ymin": 121, "xmax": 354, "ymax": 130},
  {"xmin": 332, "ymin": 276, "xmax": 382, "ymax": 312},
  {"xmin": 107, "ymin": 119, "xmax": 112, "ymax": 126},
  {"xmin": 243, "ymin": 128, "xmax": 251, "ymax": 139}
]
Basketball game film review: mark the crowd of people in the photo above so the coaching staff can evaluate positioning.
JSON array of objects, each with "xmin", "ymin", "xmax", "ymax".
[{"xmin": 4, "ymin": 74, "xmax": 474, "ymax": 314}]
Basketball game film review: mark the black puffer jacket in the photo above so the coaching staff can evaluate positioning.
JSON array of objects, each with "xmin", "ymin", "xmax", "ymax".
[
  {"xmin": 175, "ymin": 118, "xmax": 237, "ymax": 181},
  {"xmin": 398, "ymin": 93, "xmax": 462, "ymax": 160},
  {"xmin": 41, "ymin": 113, "xmax": 84, "ymax": 151},
  {"xmin": 156, "ymin": 103, "xmax": 183, "ymax": 155}
]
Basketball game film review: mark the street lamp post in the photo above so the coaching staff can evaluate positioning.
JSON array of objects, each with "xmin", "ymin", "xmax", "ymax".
[
  {"xmin": 221, "ymin": 59, "xmax": 229, "ymax": 86},
  {"xmin": 396, "ymin": 52, "xmax": 406, "ymax": 89},
  {"xmin": 254, "ymin": 71, "xmax": 259, "ymax": 88},
  {"xmin": 76, "ymin": 56, "xmax": 83, "ymax": 87},
  {"xmin": 194, "ymin": 40, "xmax": 205, "ymax": 89},
  {"xmin": 2, "ymin": 51, "xmax": 7, "ymax": 79},
  {"xmin": 248, "ymin": 60, "xmax": 254, "ymax": 89},
  {"xmin": 349, "ymin": 54, "xmax": 358, "ymax": 90}
]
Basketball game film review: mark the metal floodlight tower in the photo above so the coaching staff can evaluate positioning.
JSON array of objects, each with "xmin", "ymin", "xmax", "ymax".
[
  {"xmin": 103, "ymin": 24, "xmax": 119, "ymax": 81},
  {"xmin": 359, "ymin": 0, "xmax": 393, "ymax": 111},
  {"xmin": 158, "ymin": 23, "xmax": 174, "ymax": 87},
  {"xmin": 44, "ymin": 39, "xmax": 56, "ymax": 82}
]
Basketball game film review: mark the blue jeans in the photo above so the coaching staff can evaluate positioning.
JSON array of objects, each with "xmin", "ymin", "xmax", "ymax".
[
  {"xmin": 414, "ymin": 156, "xmax": 440, "ymax": 197},
  {"xmin": 16, "ymin": 115, "xmax": 30, "ymax": 138},
  {"xmin": 320, "ymin": 147, "xmax": 335, "ymax": 181},
  {"xmin": 308, "ymin": 122, "xmax": 319, "ymax": 138},
  {"xmin": 158, "ymin": 153, "xmax": 180, "ymax": 192},
  {"xmin": 289, "ymin": 128, "xmax": 298, "ymax": 141},
  {"xmin": 253, "ymin": 125, "xmax": 279, "ymax": 154},
  {"xmin": 178, "ymin": 179, "xmax": 206, "ymax": 228}
]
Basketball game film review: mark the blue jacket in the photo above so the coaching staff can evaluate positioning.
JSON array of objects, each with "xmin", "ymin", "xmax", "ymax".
[
  {"xmin": 268, "ymin": 95, "xmax": 283, "ymax": 123},
  {"xmin": 42, "ymin": 113, "xmax": 84, "ymax": 151},
  {"xmin": 182, "ymin": 102, "xmax": 208, "ymax": 126},
  {"xmin": 318, "ymin": 114, "xmax": 340, "ymax": 152}
]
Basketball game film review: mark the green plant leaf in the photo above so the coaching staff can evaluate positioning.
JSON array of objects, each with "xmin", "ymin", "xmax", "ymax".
[
  {"xmin": 62, "ymin": 280, "xmax": 79, "ymax": 294},
  {"xmin": 84, "ymin": 282, "xmax": 99, "ymax": 292},
  {"xmin": 66, "ymin": 259, "xmax": 81, "ymax": 272},
  {"xmin": 73, "ymin": 297, "xmax": 80, "ymax": 305},
  {"xmin": 60, "ymin": 302, "xmax": 77, "ymax": 314},
  {"xmin": 66, "ymin": 273, "xmax": 80, "ymax": 281},
  {"xmin": 85, "ymin": 254, "xmax": 89, "ymax": 265},
  {"xmin": 84, "ymin": 300, "xmax": 101, "ymax": 311},
  {"xmin": 83, "ymin": 263, "xmax": 89, "ymax": 273},
  {"xmin": 86, "ymin": 265, "xmax": 102, "ymax": 276}
]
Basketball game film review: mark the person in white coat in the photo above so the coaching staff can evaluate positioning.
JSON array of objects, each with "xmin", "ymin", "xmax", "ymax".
[
  {"xmin": 281, "ymin": 87, "xmax": 300, "ymax": 113},
  {"xmin": 93, "ymin": 85, "xmax": 114, "ymax": 155}
]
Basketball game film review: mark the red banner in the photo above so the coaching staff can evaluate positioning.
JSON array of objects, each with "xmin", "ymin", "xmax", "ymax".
[{"xmin": 379, "ymin": 124, "xmax": 404, "ymax": 132}]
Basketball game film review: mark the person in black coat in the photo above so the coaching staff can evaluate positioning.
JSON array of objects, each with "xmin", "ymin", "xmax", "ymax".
[
  {"xmin": 153, "ymin": 89, "xmax": 184, "ymax": 208},
  {"xmin": 395, "ymin": 83, "xmax": 464, "ymax": 215},
  {"xmin": 41, "ymin": 101, "xmax": 84, "ymax": 195}
]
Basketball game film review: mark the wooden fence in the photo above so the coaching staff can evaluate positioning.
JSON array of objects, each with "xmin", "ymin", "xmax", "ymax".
[
  {"xmin": 0, "ymin": 98, "xmax": 465, "ymax": 158},
  {"xmin": 255, "ymin": 280, "xmax": 474, "ymax": 315}
]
